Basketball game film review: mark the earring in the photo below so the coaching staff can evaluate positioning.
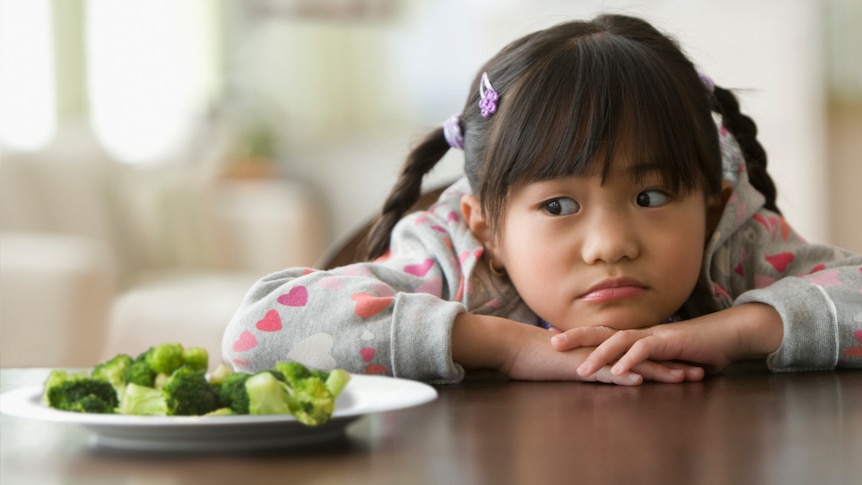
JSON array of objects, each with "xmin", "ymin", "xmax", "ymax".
[{"xmin": 488, "ymin": 258, "xmax": 506, "ymax": 278}]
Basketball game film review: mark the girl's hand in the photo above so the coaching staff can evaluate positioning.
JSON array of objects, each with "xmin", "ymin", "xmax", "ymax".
[
  {"xmin": 452, "ymin": 313, "xmax": 704, "ymax": 385},
  {"xmin": 502, "ymin": 333, "xmax": 704, "ymax": 385},
  {"xmin": 550, "ymin": 303, "xmax": 784, "ymax": 379}
]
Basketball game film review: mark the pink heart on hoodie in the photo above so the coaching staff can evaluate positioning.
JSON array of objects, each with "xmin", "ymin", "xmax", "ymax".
[
  {"xmin": 232, "ymin": 331, "xmax": 258, "ymax": 352},
  {"xmin": 404, "ymin": 259, "xmax": 434, "ymax": 277},
  {"xmin": 277, "ymin": 286, "xmax": 308, "ymax": 306}
]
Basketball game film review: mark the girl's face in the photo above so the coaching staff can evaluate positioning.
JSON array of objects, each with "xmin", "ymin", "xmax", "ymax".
[{"xmin": 489, "ymin": 165, "xmax": 713, "ymax": 331}]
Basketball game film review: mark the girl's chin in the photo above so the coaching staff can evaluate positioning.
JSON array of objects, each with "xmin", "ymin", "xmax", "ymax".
[{"xmin": 556, "ymin": 310, "xmax": 672, "ymax": 331}]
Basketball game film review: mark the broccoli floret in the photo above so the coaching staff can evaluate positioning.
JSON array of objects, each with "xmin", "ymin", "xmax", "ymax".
[
  {"xmin": 246, "ymin": 371, "xmax": 292, "ymax": 416},
  {"xmin": 42, "ymin": 369, "xmax": 84, "ymax": 404},
  {"xmin": 274, "ymin": 361, "xmax": 351, "ymax": 396},
  {"xmin": 124, "ymin": 357, "xmax": 157, "ymax": 387},
  {"xmin": 43, "ymin": 371, "xmax": 119, "ymax": 414},
  {"xmin": 92, "ymin": 353, "xmax": 133, "ymax": 400},
  {"xmin": 68, "ymin": 395, "xmax": 117, "ymax": 414},
  {"xmin": 283, "ymin": 376, "xmax": 334, "ymax": 426},
  {"xmin": 162, "ymin": 366, "xmax": 219, "ymax": 416},
  {"xmin": 275, "ymin": 361, "xmax": 312, "ymax": 388},
  {"xmin": 310, "ymin": 369, "xmax": 330, "ymax": 381},
  {"xmin": 122, "ymin": 343, "xmax": 189, "ymax": 388},
  {"xmin": 182, "ymin": 346, "xmax": 209, "ymax": 372},
  {"xmin": 216, "ymin": 371, "xmax": 252, "ymax": 414},
  {"xmin": 273, "ymin": 361, "xmax": 350, "ymax": 425},
  {"xmin": 219, "ymin": 370, "xmax": 310, "ymax": 417},
  {"xmin": 118, "ymin": 383, "xmax": 168, "ymax": 416},
  {"xmin": 144, "ymin": 343, "xmax": 185, "ymax": 375},
  {"xmin": 208, "ymin": 363, "xmax": 234, "ymax": 386}
]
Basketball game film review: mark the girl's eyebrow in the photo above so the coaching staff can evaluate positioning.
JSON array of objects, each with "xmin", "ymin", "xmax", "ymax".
[
  {"xmin": 621, "ymin": 162, "xmax": 666, "ymax": 179},
  {"xmin": 518, "ymin": 179, "xmax": 569, "ymax": 194}
]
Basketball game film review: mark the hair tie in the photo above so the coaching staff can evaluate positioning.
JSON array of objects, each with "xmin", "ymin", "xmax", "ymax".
[
  {"xmin": 443, "ymin": 114, "xmax": 464, "ymax": 149},
  {"xmin": 478, "ymin": 72, "xmax": 498, "ymax": 117},
  {"xmin": 698, "ymin": 73, "xmax": 715, "ymax": 94}
]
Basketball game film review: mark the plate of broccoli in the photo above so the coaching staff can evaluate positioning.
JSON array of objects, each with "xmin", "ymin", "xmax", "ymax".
[{"xmin": 0, "ymin": 343, "xmax": 438, "ymax": 452}]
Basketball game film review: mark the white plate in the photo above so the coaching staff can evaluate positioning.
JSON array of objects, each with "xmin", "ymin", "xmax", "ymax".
[{"xmin": 0, "ymin": 374, "xmax": 437, "ymax": 452}]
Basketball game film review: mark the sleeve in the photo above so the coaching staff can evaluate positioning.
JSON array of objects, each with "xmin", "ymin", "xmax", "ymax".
[
  {"xmin": 220, "ymin": 203, "xmax": 479, "ymax": 384},
  {"xmin": 728, "ymin": 212, "xmax": 862, "ymax": 372}
]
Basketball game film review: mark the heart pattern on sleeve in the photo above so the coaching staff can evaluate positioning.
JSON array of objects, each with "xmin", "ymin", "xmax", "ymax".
[
  {"xmin": 352, "ymin": 293, "xmax": 393, "ymax": 318},
  {"xmin": 404, "ymin": 258, "xmax": 434, "ymax": 277},
  {"xmin": 287, "ymin": 333, "xmax": 337, "ymax": 369},
  {"xmin": 765, "ymin": 253, "xmax": 794, "ymax": 273},
  {"xmin": 232, "ymin": 330, "xmax": 258, "ymax": 352},
  {"xmin": 255, "ymin": 310, "xmax": 283, "ymax": 332},
  {"xmin": 277, "ymin": 286, "xmax": 308, "ymax": 306}
]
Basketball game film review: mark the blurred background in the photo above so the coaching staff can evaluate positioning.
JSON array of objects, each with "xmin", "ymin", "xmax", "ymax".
[{"xmin": 1, "ymin": 0, "xmax": 860, "ymax": 368}]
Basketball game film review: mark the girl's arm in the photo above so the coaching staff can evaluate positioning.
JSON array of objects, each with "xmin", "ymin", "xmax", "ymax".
[
  {"xmin": 553, "ymin": 303, "xmax": 783, "ymax": 378},
  {"xmin": 554, "ymin": 261, "xmax": 862, "ymax": 377},
  {"xmin": 221, "ymin": 261, "xmax": 470, "ymax": 382},
  {"xmin": 453, "ymin": 313, "xmax": 705, "ymax": 384}
]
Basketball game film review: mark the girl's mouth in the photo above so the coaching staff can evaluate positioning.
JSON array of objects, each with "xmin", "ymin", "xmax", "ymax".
[{"xmin": 578, "ymin": 277, "xmax": 648, "ymax": 303}]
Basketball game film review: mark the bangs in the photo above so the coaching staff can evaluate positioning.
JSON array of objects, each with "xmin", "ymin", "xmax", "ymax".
[{"xmin": 483, "ymin": 32, "xmax": 718, "ymax": 204}]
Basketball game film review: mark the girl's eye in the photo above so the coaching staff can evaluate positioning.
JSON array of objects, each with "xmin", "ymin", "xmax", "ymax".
[
  {"xmin": 636, "ymin": 189, "xmax": 671, "ymax": 208},
  {"xmin": 542, "ymin": 197, "xmax": 580, "ymax": 216}
]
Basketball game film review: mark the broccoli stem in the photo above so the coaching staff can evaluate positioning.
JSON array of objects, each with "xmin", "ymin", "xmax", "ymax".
[{"xmin": 325, "ymin": 369, "xmax": 351, "ymax": 398}]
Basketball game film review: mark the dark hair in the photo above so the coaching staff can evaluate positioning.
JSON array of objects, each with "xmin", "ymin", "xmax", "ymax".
[
  {"xmin": 363, "ymin": 14, "xmax": 779, "ymax": 260},
  {"xmin": 711, "ymin": 86, "xmax": 779, "ymax": 214}
]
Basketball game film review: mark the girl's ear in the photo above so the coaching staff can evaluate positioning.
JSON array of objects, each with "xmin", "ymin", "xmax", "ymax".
[
  {"xmin": 461, "ymin": 194, "xmax": 498, "ymax": 253},
  {"xmin": 706, "ymin": 180, "xmax": 734, "ymax": 239}
]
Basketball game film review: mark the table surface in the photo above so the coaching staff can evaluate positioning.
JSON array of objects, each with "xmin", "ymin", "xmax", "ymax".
[{"xmin": 2, "ymin": 365, "xmax": 860, "ymax": 485}]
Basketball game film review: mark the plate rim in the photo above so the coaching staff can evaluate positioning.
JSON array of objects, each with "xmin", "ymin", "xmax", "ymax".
[{"xmin": 0, "ymin": 373, "xmax": 438, "ymax": 427}]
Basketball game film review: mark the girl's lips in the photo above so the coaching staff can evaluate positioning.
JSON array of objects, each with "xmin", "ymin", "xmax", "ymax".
[{"xmin": 578, "ymin": 278, "xmax": 648, "ymax": 302}]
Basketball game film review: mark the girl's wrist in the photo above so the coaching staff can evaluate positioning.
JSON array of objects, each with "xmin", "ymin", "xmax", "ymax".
[
  {"xmin": 729, "ymin": 303, "xmax": 784, "ymax": 360},
  {"xmin": 451, "ymin": 313, "xmax": 525, "ymax": 372}
]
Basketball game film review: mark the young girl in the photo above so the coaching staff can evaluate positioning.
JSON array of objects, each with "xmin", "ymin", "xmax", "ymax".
[{"xmin": 222, "ymin": 14, "xmax": 862, "ymax": 385}]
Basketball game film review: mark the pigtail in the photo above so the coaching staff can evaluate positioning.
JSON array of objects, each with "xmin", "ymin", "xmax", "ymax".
[
  {"xmin": 361, "ymin": 128, "xmax": 452, "ymax": 260},
  {"xmin": 712, "ymin": 86, "xmax": 781, "ymax": 214}
]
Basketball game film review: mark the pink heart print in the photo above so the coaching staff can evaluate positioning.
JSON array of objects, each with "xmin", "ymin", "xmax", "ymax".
[
  {"xmin": 232, "ymin": 331, "xmax": 258, "ymax": 352},
  {"xmin": 807, "ymin": 269, "xmax": 843, "ymax": 287},
  {"xmin": 359, "ymin": 347, "xmax": 377, "ymax": 362},
  {"xmin": 256, "ymin": 310, "xmax": 283, "ymax": 332},
  {"xmin": 278, "ymin": 286, "xmax": 308, "ymax": 306},
  {"xmin": 365, "ymin": 364, "xmax": 388, "ymax": 375},
  {"xmin": 404, "ymin": 258, "xmax": 434, "ymax": 277},
  {"xmin": 351, "ymin": 293, "xmax": 393, "ymax": 318},
  {"xmin": 765, "ymin": 252, "xmax": 794, "ymax": 273}
]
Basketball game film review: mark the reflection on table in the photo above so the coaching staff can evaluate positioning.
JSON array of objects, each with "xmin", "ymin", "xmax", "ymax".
[{"xmin": 2, "ymin": 364, "xmax": 860, "ymax": 484}]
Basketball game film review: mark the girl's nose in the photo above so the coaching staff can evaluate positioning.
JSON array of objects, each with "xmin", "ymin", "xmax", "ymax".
[{"xmin": 580, "ymin": 212, "xmax": 640, "ymax": 264}]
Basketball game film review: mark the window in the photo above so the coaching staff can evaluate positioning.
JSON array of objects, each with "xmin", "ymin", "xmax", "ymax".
[
  {"xmin": 0, "ymin": 0, "xmax": 56, "ymax": 152},
  {"xmin": 86, "ymin": 0, "xmax": 218, "ymax": 164}
]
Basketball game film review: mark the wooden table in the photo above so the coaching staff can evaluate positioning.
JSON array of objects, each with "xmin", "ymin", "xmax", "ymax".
[{"xmin": 2, "ymin": 365, "xmax": 860, "ymax": 485}]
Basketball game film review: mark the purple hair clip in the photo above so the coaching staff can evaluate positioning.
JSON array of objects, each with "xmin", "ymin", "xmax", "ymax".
[
  {"xmin": 443, "ymin": 114, "xmax": 464, "ymax": 149},
  {"xmin": 478, "ymin": 72, "xmax": 498, "ymax": 117},
  {"xmin": 698, "ymin": 73, "xmax": 715, "ymax": 94}
]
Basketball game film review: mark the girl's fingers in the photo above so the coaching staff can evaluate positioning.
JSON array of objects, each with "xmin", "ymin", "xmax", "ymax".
[
  {"xmin": 551, "ymin": 326, "xmax": 617, "ymax": 351},
  {"xmin": 629, "ymin": 360, "xmax": 704, "ymax": 383},
  {"xmin": 609, "ymin": 335, "xmax": 661, "ymax": 375},
  {"xmin": 575, "ymin": 331, "xmax": 643, "ymax": 376},
  {"xmin": 575, "ymin": 332, "xmax": 705, "ymax": 384},
  {"xmin": 586, "ymin": 366, "xmax": 644, "ymax": 386}
]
